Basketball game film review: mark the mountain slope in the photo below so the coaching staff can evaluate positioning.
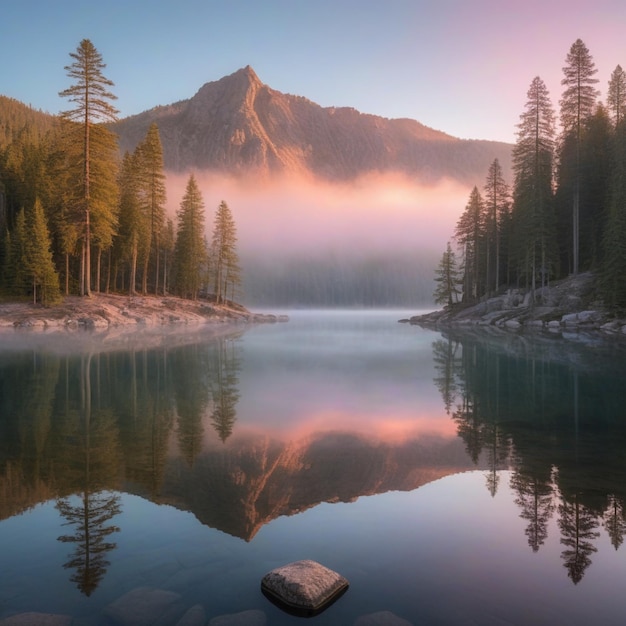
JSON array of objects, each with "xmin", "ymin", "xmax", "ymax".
[
  {"xmin": 114, "ymin": 66, "xmax": 512, "ymax": 183},
  {"xmin": 0, "ymin": 96, "xmax": 56, "ymax": 149}
]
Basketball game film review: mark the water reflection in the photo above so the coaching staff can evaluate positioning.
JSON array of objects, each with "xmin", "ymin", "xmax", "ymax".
[
  {"xmin": 2, "ymin": 318, "xmax": 626, "ymax": 606},
  {"xmin": 0, "ymin": 331, "xmax": 246, "ymax": 595},
  {"xmin": 0, "ymin": 323, "xmax": 473, "ymax": 598},
  {"xmin": 433, "ymin": 327, "xmax": 626, "ymax": 583}
]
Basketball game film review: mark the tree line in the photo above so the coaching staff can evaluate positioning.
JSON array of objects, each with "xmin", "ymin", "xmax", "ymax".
[
  {"xmin": 0, "ymin": 39, "xmax": 241, "ymax": 305},
  {"xmin": 434, "ymin": 39, "xmax": 626, "ymax": 311}
]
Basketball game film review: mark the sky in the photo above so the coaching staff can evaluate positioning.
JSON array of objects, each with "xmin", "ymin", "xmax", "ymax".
[{"xmin": 2, "ymin": 0, "xmax": 626, "ymax": 144}]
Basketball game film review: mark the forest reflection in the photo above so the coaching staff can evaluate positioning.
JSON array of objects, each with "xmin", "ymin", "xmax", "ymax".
[
  {"xmin": 433, "ymin": 328, "xmax": 626, "ymax": 584},
  {"xmin": 0, "ymin": 332, "xmax": 243, "ymax": 595},
  {"xmin": 3, "ymin": 324, "xmax": 626, "ymax": 596}
]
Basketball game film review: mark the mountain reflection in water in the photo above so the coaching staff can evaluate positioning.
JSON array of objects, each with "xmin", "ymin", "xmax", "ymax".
[{"xmin": 1, "ymin": 314, "xmax": 626, "ymax": 625}]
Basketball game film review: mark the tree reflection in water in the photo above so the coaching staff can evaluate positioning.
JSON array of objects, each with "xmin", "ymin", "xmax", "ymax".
[{"xmin": 432, "ymin": 328, "xmax": 626, "ymax": 583}]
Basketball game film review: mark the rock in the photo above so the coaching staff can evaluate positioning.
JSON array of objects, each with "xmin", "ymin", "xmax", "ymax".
[
  {"xmin": 175, "ymin": 604, "xmax": 207, "ymax": 626},
  {"xmin": 0, "ymin": 613, "xmax": 72, "ymax": 626},
  {"xmin": 261, "ymin": 559, "xmax": 349, "ymax": 615},
  {"xmin": 354, "ymin": 610, "xmax": 414, "ymax": 626},
  {"xmin": 504, "ymin": 319, "xmax": 521, "ymax": 328},
  {"xmin": 208, "ymin": 609, "xmax": 267, "ymax": 626},
  {"xmin": 104, "ymin": 586, "xmax": 182, "ymax": 626}
]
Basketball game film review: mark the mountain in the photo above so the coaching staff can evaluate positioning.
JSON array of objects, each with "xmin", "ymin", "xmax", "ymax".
[{"xmin": 113, "ymin": 66, "xmax": 511, "ymax": 183}]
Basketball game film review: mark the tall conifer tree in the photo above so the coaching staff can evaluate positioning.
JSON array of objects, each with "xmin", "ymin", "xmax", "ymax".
[
  {"xmin": 433, "ymin": 242, "xmax": 461, "ymax": 307},
  {"xmin": 483, "ymin": 159, "xmax": 510, "ymax": 294},
  {"xmin": 455, "ymin": 186, "xmax": 485, "ymax": 302},
  {"xmin": 174, "ymin": 175, "xmax": 206, "ymax": 300},
  {"xmin": 59, "ymin": 39, "xmax": 118, "ymax": 296},
  {"xmin": 136, "ymin": 123, "xmax": 166, "ymax": 294},
  {"xmin": 26, "ymin": 198, "xmax": 61, "ymax": 305},
  {"xmin": 512, "ymin": 76, "xmax": 557, "ymax": 295},
  {"xmin": 607, "ymin": 65, "xmax": 626, "ymax": 127},
  {"xmin": 211, "ymin": 201, "xmax": 241, "ymax": 305},
  {"xmin": 559, "ymin": 39, "xmax": 599, "ymax": 275}
]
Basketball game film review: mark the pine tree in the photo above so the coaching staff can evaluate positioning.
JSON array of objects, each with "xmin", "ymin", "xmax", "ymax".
[
  {"xmin": 601, "ymin": 120, "xmax": 626, "ymax": 310},
  {"xmin": 559, "ymin": 39, "xmax": 599, "ymax": 275},
  {"xmin": 433, "ymin": 242, "xmax": 461, "ymax": 307},
  {"xmin": 455, "ymin": 186, "xmax": 485, "ymax": 301},
  {"xmin": 578, "ymin": 105, "xmax": 612, "ymax": 269},
  {"xmin": 47, "ymin": 123, "xmax": 81, "ymax": 295},
  {"xmin": 116, "ymin": 151, "xmax": 146, "ymax": 294},
  {"xmin": 607, "ymin": 65, "xmax": 626, "ymax": 127},
  {"xmin": 483, "ymin": 159, "xmax": 510, "ymax": 294},
  {"xmin": 135, "ymin": 123, "xmax": 166, "ymax": 295},
  {"xmin": 7, "ymin": 208, "xmax": 28, "ymax": 296},
  {"xmin": 26, "ymin": 198, "xmax": 61, "ymax": 305},
  {"xmin": 59, "ymin": 39, "xmax": 119, "ymax": 296},
  {"xmin": 211, "ymin": 201, "xmax": 241, "ymax": 305},
  {"xmin": 512, "ymin": 76, "xmax": 557, "ymax": 296},
  {"xmin": 173, "ymin": 175, "xmax": 207, "ymax": 300}
]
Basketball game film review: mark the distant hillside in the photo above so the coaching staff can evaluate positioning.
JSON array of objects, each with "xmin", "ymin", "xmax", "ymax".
[
  {"xmin": 0, "ymin": 96, "xmax": 55, "ymax": 149},
  {"xmin": 114, "ymin": 66, "xmax": 512, "ymax": 184}
]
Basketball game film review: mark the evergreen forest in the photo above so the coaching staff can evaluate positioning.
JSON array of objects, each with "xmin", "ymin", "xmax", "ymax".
[
  {"xmin": 434, "ymin": 39, "xmax": 626, "ymax": 312},
  {"xmin": 2, "ymin": 38, "xmax": 626, "ymax": 311},
  {"xmin": 0, "ymin": 39, "xmax": 241, "ymax": 306}
]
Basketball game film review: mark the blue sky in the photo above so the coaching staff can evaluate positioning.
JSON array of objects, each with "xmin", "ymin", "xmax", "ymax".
[{"xmin": 2, "ymin": 0, "xmax": 625, "ymax": 142}]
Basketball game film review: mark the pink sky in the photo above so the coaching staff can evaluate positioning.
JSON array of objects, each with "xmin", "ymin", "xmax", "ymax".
[{"xmin": 2, "ymin": 1, "xmax": 625, "ymax": 143}]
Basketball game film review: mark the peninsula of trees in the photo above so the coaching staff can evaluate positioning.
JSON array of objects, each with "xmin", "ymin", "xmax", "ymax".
[
  {"xmin": 0, "ymin": 39, "xmax": 241, "ymax": 306},
  {"xmin": 434, "ymin": 39, "xmax": 626, "ymax": 313}
]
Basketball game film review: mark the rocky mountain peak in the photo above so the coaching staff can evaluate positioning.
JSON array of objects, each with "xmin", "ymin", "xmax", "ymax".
[{"xmin": 114, "ymin": 67, "xmax": 512, "ymax": 181}]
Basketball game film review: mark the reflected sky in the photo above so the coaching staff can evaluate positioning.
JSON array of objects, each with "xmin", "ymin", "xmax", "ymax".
[
  {"xmin": 4, "ymin": 470, "xmax": 626, "ymax": 625},
  {"xmin": 234, "ymin": 310, "xmax": 451, "ymax": 440}
]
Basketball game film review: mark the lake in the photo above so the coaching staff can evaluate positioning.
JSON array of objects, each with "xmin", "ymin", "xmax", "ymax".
[{"xmin": 1, "ymin": 311, "xmax": 626, "ymax": 625}]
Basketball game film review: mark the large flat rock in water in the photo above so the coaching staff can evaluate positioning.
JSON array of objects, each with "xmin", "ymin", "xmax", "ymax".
[{"xmin": 261, "ymin": 559, "xmax": 349, "ymax": 615}]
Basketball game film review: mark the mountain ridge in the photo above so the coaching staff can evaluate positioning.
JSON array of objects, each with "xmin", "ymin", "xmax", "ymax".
[{"xmin": 113, "ymin": 65, "xmax": 512, "ymax": 183}]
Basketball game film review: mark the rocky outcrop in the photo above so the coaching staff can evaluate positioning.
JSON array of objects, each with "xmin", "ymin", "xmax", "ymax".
[
  {"xmin": 405, "ymin": 273, "xmax": 626, "ymax": 335},
  {"xmin": 113, "ymin": 66, "xmax": 511, "ymax": 184},
  {"xmin": 0, "ymin": 294, "xmax": 287, "ymax": 335}
]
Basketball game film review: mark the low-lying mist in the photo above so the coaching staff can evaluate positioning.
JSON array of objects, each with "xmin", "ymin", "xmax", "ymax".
[{"xmin": 166, "ymin": 171, "xmax": 470, "ymax": 307}]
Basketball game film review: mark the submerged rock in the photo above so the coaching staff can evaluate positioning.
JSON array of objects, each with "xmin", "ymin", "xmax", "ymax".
[
  {"xmin": 176, "ymin": 604, "xmax": 207, "ymax": 626},
  {"xmin": 104, "ymin": 586, "xmax": 183, "ymax": 626},
  {"xmin": 208, "ymin": 609, "xmax": 267, "ymax": 625},
  {"xmin": 261, "ymin": 559, "xmax": 349, "ymax": 615},
  {"xmin": 354, "ymin": 611, "xmax": 414, "ymax": 626},
  {"xmin": 0, "ymin": 614, "xmax": 71, "ymax": 626}
]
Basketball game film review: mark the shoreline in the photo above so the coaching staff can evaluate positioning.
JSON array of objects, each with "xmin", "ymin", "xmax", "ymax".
[
  {"xmin": 0, "ymin": 293, "xmax": 288, "ymax": 334},
  {"xmin": 402, "ymin": 272, "xmax": 626, "ymax": 337}
]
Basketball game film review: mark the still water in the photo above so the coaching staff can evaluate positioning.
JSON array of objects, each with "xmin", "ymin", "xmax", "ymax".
[{"xmin": 1, "ymin": 311, "xmax": 626, "ymax": 625}]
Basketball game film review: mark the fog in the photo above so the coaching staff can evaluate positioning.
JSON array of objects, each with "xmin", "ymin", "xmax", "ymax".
[{"xmin": 166, "ymin": 171, "xmax": 470, "ymax": 307}]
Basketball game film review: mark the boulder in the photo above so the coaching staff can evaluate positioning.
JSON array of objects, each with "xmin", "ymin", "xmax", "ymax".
[{"xmin": 261, "ymin": 559, "xmax": 348, "ymax": 615}]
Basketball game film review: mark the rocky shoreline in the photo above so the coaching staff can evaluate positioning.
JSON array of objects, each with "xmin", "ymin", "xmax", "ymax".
[
  {"xmin": 403, "ymin": 272, "xmax": 626, "ymax": 336},
  {"xmin": 0, "ymin": 293, "xmax": 288, "ymax": 333}
]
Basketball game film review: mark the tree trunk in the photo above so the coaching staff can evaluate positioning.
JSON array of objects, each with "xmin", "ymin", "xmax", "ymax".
[{"xmin": 65, "ymin": 252, "xmax": 70, "ymax": 295}]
